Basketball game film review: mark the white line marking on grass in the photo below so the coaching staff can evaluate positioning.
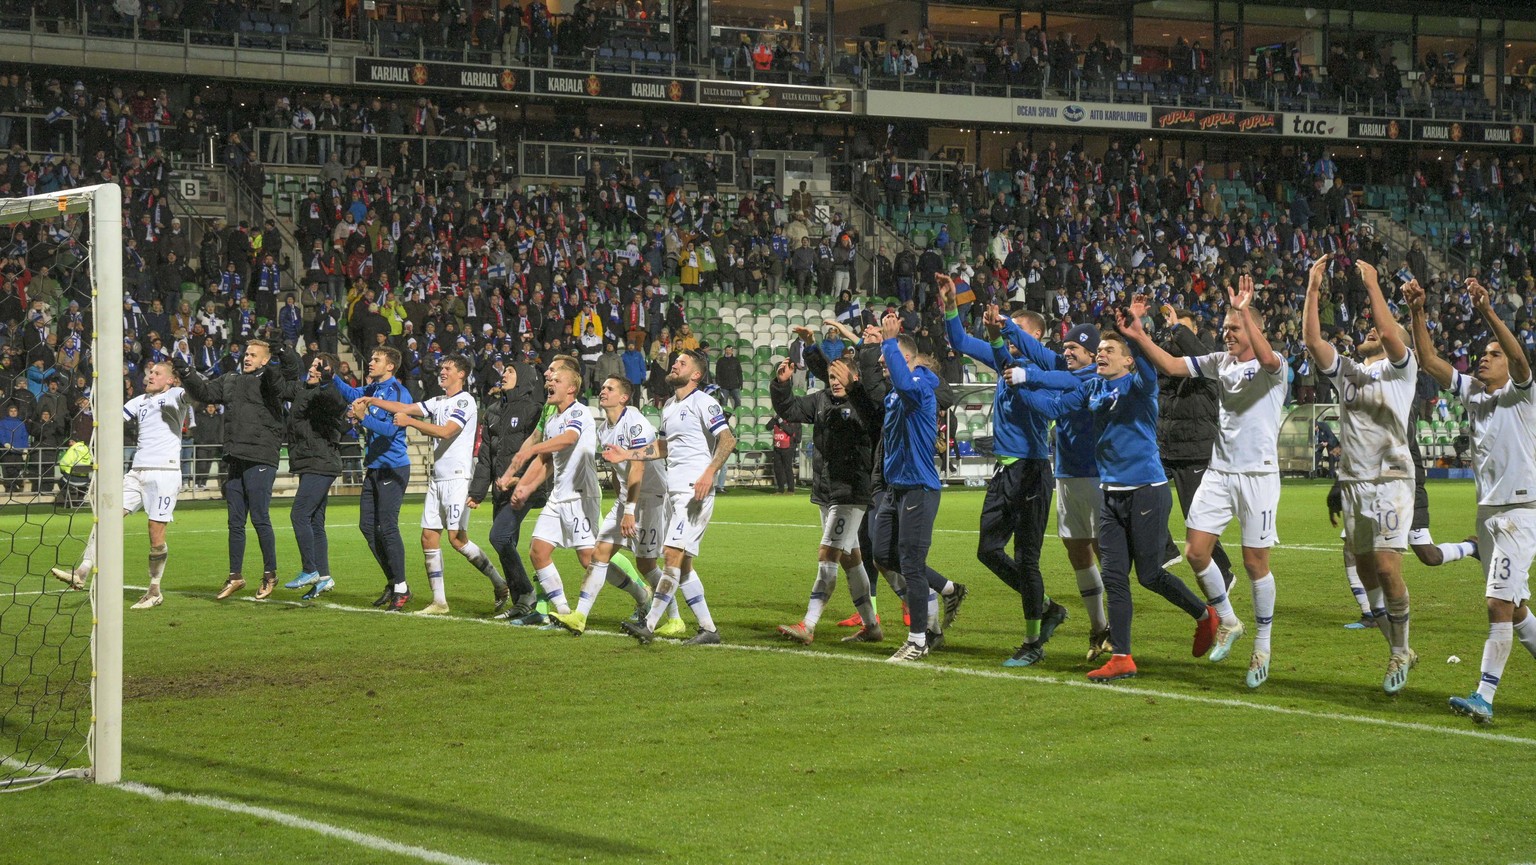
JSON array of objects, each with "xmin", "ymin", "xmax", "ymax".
[
  {"xmin": 133, "ymin": 585, "xmax": 1536, "ymax": 749},
  {"xmin": 116, "ymin": 782, "xmax": 501, "ymax": 865}
]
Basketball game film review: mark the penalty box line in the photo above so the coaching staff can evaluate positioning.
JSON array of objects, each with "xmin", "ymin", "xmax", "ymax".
[{"xmin": 125, "ymin": 585, "xmax": 1536, "ymax": 749}]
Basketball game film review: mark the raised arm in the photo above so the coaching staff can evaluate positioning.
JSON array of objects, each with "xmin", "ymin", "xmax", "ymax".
[
  {"xmin": 769, "ymin": 361, "xmax": 818, "ymax": 423},
  {"xmin": 1303, "ymin": 254, "xmax": 1338, "ymax": 371},
  {"xmin": 1232, "ymin": 275, "xmax": 1282, "ymax": 373},
  {"xmin": 1116, "ymin": 295, "xmax": 1189, "ymax": 377},
  {"xmin": 1403, "ymin": 279, "xmax": 1453, "ymax": 388},
  {"xmin": 1358, "ymin": 259, "xmax": 1407, "ymax": 364},
  {"xmin": 172, "ymin": 358, "xmax": 225, "ymax": 404},
  {"xmin": 1471, "ymin": 278, "xmax": 1531, "ymax": 385},
  {"xmin": 999, "ymin": 317, "xmax": 1067, "ymax": 371},
  {"xmin": 1010, "ymin": 367, "xmax": 1085, "ymax": 391}
]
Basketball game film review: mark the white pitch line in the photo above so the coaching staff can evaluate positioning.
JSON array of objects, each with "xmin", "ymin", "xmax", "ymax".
[
  {"xmin": 122, "ymin": 585, "xmax": 1536, "ymax": 748},
  {"xmin": 116, "ymin": 782, "xmax": 502, "ymax": 865}
]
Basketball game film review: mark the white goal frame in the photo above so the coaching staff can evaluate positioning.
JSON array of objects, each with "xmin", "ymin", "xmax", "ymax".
[{"xmin": 0, "ymin": 184, "xmax": 123, "ymax": 785}]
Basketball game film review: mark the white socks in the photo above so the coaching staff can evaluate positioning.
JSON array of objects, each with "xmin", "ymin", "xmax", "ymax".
[
  {"xmin": 1437, "ymin": 541, "xmax": 1476, "ymax": 564},
  {"xmin": 804, "ymin": 560, "xmax": 838, "ymax": 629},
  {"xmin": 459, "ymin": 541, "xmax": 504, "ymax": 584},
  {"xmin": 679, "ymin": 569, "xmax": 715, "ymax": 632},
  {"xmin": 148, "ymin": 543, "xmax": 168, "ymax": 588},
  {"xmin": 646, "ymin": 568, "xmax": 681, "ymax": 620},
  {"xmin": 1384, "ymin": 592, "xmax": 1411, "ymax": 655},
  {"xmin": 535, "ymin": 563, "xmax": 569, "ymax": 614},
  {"xmin": 1515, "ymin": 614, "xmax": 1536, "ymax": 658},
  {"xmin": 425, "ymin": 547, "xmax": 446, "ymax": 605},
  {"xmin": 645, "ymin": 567, "xmax": 681, "ymax": 629},
  {"xmin": 1366, "ymin": 586, "xmax": 1387, "ymax": 622},
  {"xmin": 576, "ymin": 561, "xmax": 607, "ymax": 617},
  {"xmin": 1477, "ymin": 621, "xmax": 1514, "ymax": 703},
  {"xmin": 1197, "ymin": 563, "xmax": 1239, "ymax": 627},
  {"xmin": 1075, "ymin": 565, "xmax": 1107, "ymax": 631},
  {"xmin": 1345, "ymin": 564, "xmax": 1370, "ymax": 615},
  {"xmin": 1252, "ymin": 574, "xmax": 1275, "ymax": 655},
  {"xmin": 845, "ymin": 562, "xmax": 876, "ymax": 626}
]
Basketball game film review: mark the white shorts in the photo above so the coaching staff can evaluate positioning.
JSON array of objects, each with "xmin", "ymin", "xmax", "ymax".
[
  {"xmin": 1055, "ymin": 477, "xmax": 1101, "ymax": 540},
  {"xmin": 124, "ymin": 469, "xmax": 180, "ymax": 523},
  {"xmin": 532, "ymin": 497, "xmax": 601, "ymax": 550},
  {"xmin": 421, "ymin": 477, "xmax": 470, "ymax": 531},
  {"xmin": 663, "ymin": 491, "xmax": 715, "ymax": 557},
  {"xmin": 818, "ymin": 504, "xmax": 866, "ymax": 553},
  {"xmin": 1185, "ymin": 470, "xmax": 1281, "ymax": 548},
  {"xmin": 1478, "ymin": 503, "xmax": 1536, "ymax": 605},
  {"xmin": 1341, "ymin": 479, "xmax": 1414, "ymax": 554},
  {"xmin": 596, "ymin": 494, "xmax": 667, "ymax": 560}
]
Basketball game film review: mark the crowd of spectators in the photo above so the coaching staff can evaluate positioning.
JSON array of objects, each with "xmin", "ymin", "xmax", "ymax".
[{"xmin": 9, "ymin": 64, "xmax": 1536, "ymax": 485}]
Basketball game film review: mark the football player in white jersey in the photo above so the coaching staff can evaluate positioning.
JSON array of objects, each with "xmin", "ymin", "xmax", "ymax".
[
  {"xmin": 1305, "ymin": 254, "xmax": 1421, "ymax": 693},
  {"xmin": 549, "ymin": 376, "xmax": 661, "ymax": 635},
  {"xmin": 53, "ymin": 361, "xmax": 191, "ymax": 610},
  {"xmin": 1408, "ymin": 279, "xmax": 1536, "ymax": 723},
  {"xmin": 506, "ymin": 363, "xmax": 600, "ymax": 619},
  {"xmin": 1120, "ymin": 276, "xmax": 1286, "ymax": 688},
  {"xmin": 364, "ymin": 355, "xmax": 507, "ymax": 614},
  {"xmin": 610, "ymin": 349, "xmax": 737, "ymax": 645}
]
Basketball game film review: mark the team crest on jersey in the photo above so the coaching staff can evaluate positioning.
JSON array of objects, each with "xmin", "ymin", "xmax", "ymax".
[
  {"xmin": 509, "ymin": 417, "xmax": 520, "ymax": 427},
  {"xmin": 840, "ymin": 407, "xmax": 852, "ymax": 420}
]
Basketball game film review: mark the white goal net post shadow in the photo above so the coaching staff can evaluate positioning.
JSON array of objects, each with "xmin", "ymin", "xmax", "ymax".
[{"xmin": 0, "ymin": 184, "xmax": 124, "ymax": 786}]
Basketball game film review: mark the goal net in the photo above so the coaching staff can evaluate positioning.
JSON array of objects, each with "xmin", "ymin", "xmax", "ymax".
[{"xmin": 0, "ymin": 185, "xmax": 123, "ymax": 790}]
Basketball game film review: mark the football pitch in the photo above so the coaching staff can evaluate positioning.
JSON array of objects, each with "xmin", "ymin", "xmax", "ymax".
[{"xmin": 4, "ymin": 480, "xmax": 1535, "ymax": 864}]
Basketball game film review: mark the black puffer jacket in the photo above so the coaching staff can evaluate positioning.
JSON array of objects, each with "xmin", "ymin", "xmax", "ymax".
[
  {"xmin": 287, "ymin": 377, "xmax": 349, "ymax": 476},
  {"xmin": 174, "ymin": 344, "xmax": 302, "ymax": 467},
  {"xmin": 1156, "ymin": 324, "xmax": 1220, "ymax": 463},
  {"xmin": 770, "ymin": 373, "xmax": 872, "ymax": 506},
  {"xmin": 469, "ymin": 362, "xmax": 549, "ymax": 507}
]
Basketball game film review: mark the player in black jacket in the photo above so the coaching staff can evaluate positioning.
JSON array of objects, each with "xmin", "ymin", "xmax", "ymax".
[
  {"xmin": 469, "ymin": 361, "xmax": 547, "ymax": 619},
  {"xmin": 174, "ymin": 338, "xmax": 302, "ymax": 600},
  {"xmin": 1153, "ymin": 305, "xmax": 1234, "ymax": 585},
  {"xmin": 770, "ymin": 350, "xmax": 879, "ymax": 644},
  {"xmin": 282, "ymin": 352, "xmax": 349, "ymax": 600}
]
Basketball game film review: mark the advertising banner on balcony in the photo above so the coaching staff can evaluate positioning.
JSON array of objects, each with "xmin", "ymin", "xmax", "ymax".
[
  {"xmin": 1286, "ymin": 112, "xmax": 1348, "ymax": 139},
  {"xmin": 697, "ymin": 81, "xmax": 854, "ymax": 113},
  {"xmin": 1151, "ymin": 107, "xmax": 1281, "ymax": 135},
  {"xmin": 354, "ymin": 58, "xmax": 529, "ymax": 93},
  {"xmin": 532, "ymin": 70, "xmax": 696, "ymax": 104},
  {"xmin": 1410, "ymin": 119, "xmax": 1532, "ymax": 146},
  {"xmin": 1011, "ymin": 99, "xmax": 1150, "ymax": 129}
]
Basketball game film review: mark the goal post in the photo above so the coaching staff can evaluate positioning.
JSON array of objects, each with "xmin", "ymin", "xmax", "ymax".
[{"xmin": 0, "ymin": 183, "xmax": 123, "ymax": 788}]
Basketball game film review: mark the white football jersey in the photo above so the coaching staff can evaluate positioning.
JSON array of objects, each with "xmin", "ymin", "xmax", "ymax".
[
  {"xmin": 420, "ymin": 390, "xmax": 477, "ymax": 481},
  {"xmin": 544, "ymin": 400, "xmax": 599, "ymax": 504},
  {"xmin": 1322, "ymin": 350, "xmax": 1418, "ymax": 481},
  {"xmin": 599, "ymin": 405, "xmax": 668, "ymax": 499},
  {"xmin": 1187, "ymin": 352, "xmax": 1286, "ymax": 474},
  {"xmin": 125, "ymin": 386, "xmax": 191, "ymax": 471},
  {"xmin": 1452, "ymin": 371, "xmax": 1536, "ymax": 506},
  {"xmin": 661, "ymin": 388, "xmax": 729, "ymax": 495}
]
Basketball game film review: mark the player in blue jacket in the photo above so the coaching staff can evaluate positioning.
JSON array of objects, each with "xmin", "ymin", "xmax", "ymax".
[
  {"xmin": 871, "ymin": 311, "xmax": 948, "ymax": 663},
  {"xmin": 1000, "ymin": 318, "xmax": 1111, "ymax": 666},
  {"xmin": 333, "ymin": 344, "xmax": 415, "ymax": 611},
  {"xmin": 1011, "ymin": 300, "xmax": 1218, "ymax": 681}
]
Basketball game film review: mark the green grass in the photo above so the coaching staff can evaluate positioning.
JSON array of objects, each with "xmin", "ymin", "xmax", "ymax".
[{"xmin": 4, "ymin": 481, "xmax": 1536, "ymax": 864}]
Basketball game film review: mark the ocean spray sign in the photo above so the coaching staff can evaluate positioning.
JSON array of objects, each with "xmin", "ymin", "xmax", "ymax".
[{"xmin": 1012, "ymin": 99, "xmax": 1148, "ymax": 129}]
